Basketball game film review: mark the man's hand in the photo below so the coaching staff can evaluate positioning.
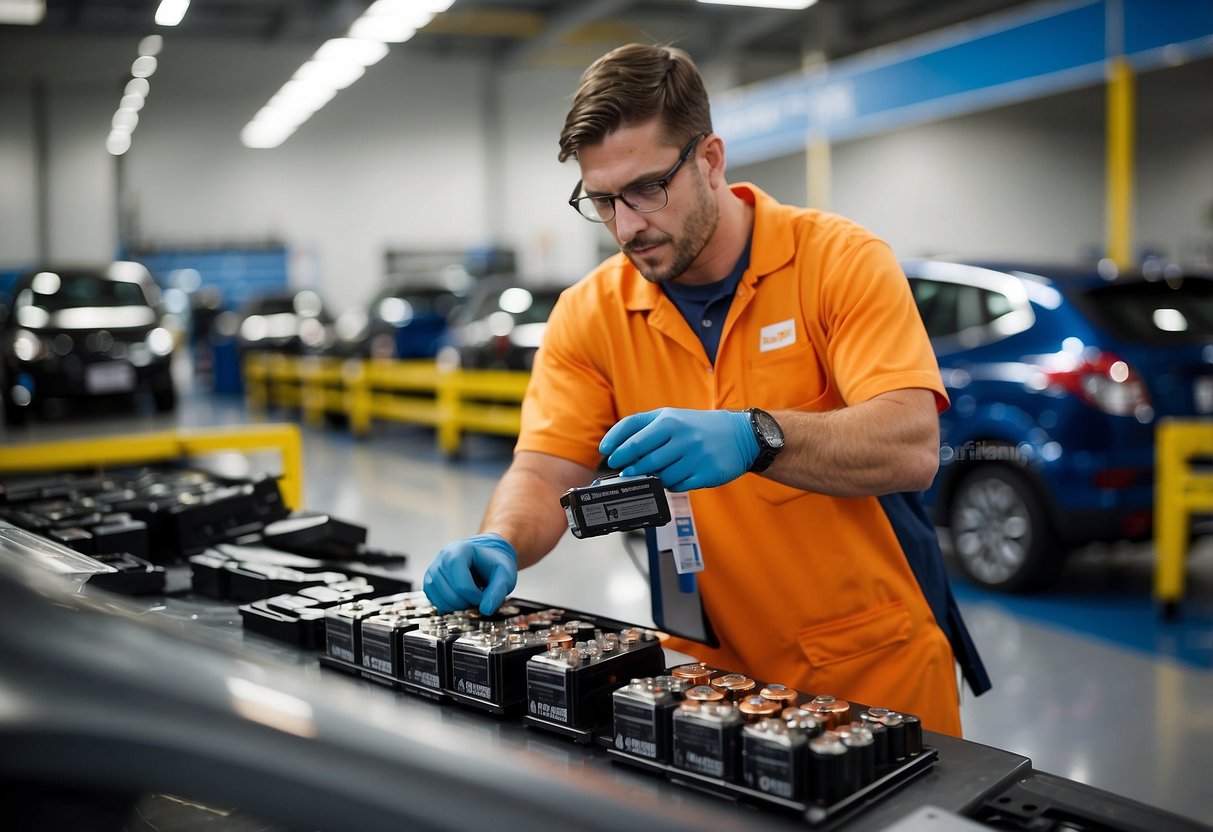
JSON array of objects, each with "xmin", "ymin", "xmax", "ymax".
[
  {"xmin": 422, "ymin": 533, "xmax": 518, "ymax": 615},
  {"xmin": 600, "ymin": 408, "xmax": 758, "ymax": 491}
]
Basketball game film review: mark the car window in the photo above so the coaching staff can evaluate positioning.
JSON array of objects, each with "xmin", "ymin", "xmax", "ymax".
[
  {"xmin": 910, "ymin": 279, "xmax": 960, "ymax": 339},
  {"xmin": 1075, "ymin": 277, "xmax": 1213, "ymax": 345},
  {"xmin": 21, "ymin": 276, "xmax": 149, "ymax": 311},
  {"xmin": 981, "ymin": 289, "xmax": 1014, "ymax": 324}
]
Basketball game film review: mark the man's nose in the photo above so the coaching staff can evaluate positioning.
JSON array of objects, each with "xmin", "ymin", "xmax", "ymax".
[{"xmin": 612, "ymin": 199, "xmax": 648, "ymax": 243}]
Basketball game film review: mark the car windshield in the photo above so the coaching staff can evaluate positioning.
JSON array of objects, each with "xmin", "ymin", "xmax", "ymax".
[
  {"xmin": 473, "ymin": 286, "xmax": 561, "ymax": 324},
  {"xmin": 1077, "ymin": 277, "xmax": 1213, "ymax": 345},
  {"xmin": 22, "ymin": 274, "xmax": 149, "ymax": 311}
]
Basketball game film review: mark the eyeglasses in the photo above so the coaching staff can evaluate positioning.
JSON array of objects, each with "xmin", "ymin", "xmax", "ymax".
[{"xmin": 568, "ymin": 134, "xmax": 706, "ymax": 223}]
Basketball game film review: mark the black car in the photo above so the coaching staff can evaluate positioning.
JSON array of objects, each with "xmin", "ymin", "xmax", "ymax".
[
  {"xmin": 329, "ymin": 269, "xmax": 472, "ymax": 360},
  {"xmin": 1, "ymin": 263, "xmax": 176, "ymax": 425},
  {"xmin": 445, "ymin": 277, "xmax": 567, "ymax": 371},
  {"xmin": 233, "ymin": 290, "xmax": 333, "ymax": 356}
]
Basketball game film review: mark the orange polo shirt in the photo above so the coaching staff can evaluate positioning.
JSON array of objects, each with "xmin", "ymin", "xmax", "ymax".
[{"xmin": 518, "ymin": 183, "xmax": 963, "ymax": 735}]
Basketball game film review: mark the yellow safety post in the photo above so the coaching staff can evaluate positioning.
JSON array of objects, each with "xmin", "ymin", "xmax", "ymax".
[
  {"xmin": 1154, "ymin": 419, "xmax": 1213, "ymax": 618},
  {"xmin": 344, "ymin": 358, "xmax": 372, "ymax": 437},
  {"xmin": 243, "ymin": 352, "xmax": 270, "ymax": 412},
  {"xmin": 0, "ymin": 423, "xmax": 304, "ymax": 510},
  {"xmin": 1106, "ymin": 57, "xmax": 1134, "ymax": 269}
]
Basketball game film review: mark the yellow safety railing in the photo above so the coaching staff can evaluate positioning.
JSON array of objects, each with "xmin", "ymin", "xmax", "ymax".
[
  {"xmin": 1154, "ymin": 418, "xmax": 1213, "ymax": 618},
  {"xmin": 243, "ymin": 352, "xmax": 531, "ymax": 455},
  {"xmin": 0, "ymin": 423, "xmax": 304, "ymax": 510}
]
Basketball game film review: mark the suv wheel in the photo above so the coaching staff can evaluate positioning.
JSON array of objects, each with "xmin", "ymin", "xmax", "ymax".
[{"xmin": 947, "ymin": 465, "xmax": 1062, "ymax": 592}]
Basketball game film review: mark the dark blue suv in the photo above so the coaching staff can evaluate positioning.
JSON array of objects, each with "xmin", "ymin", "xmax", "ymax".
[{"xmin": 903, "ymin": 260, "xmax": 1213, "ymax": 591}]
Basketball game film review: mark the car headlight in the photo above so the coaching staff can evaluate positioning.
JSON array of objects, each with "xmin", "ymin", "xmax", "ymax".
[
  {"xmin": 12, "ymin": 329, "xmax": 49, "ymax": 362},
  {"xmin": 146, "ymin": 326, "xmax": 174, "ymax": 356}
]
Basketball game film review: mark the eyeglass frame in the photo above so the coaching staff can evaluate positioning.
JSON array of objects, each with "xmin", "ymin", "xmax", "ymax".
[{"xmin": 567, "ymin": 133, "xmax": 707, "ymax": 223}]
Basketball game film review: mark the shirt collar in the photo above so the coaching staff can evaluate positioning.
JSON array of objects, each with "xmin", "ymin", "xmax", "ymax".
[{"xmin": 620, "ymin": 182, "xmax": 794, "ymax": 311}]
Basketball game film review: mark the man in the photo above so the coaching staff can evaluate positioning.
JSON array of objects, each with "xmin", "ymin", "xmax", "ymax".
[{"xmin": 423, "ymin": 43, "xmax": 989, "ymax": 735}]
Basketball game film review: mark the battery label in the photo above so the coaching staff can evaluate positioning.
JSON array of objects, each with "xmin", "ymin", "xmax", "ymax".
[
  {"xmin": 743, "ymin": 736, "xmax": 797, "ymax": 799},
  {"xmin": 582, "ymin": 496, "xmax": 660, "ymax": 527},
  {"xmin": 325, "ymin": 621, "xmax": 356, "ymax": 663},
  {"xmin": 526, "ymin": 665, "xmax": 570, "ymax": 724},
  {"xmin": 452, "ymin": 648, "xmax": 493, "ymax": 701},
  {"xmin": 673, "ymin": 718, "xmax": 727, "ymax": 778},
  {"xmin": 613, "ymin": 698, "xmax": 660, "ymax": 759},
  {"xmin": 403, "ymin": 636, "xmax": 441, "ymax": 689},
  {"xmin": 361, "ymin": 630, "xmax": 394, "ymax": 674}
]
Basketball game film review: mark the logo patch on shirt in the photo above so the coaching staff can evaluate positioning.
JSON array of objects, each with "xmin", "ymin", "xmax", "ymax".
[{"xmin": 759, "ymin": 319, "xmax": 796, "ymax": 352}]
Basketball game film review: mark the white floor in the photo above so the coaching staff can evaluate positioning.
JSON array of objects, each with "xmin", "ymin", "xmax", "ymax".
[{"xmin": 5, "ymin": 385, "xmax": 1212, "ymax": 827}]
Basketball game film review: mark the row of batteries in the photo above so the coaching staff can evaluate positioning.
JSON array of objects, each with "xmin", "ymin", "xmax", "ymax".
[
  {"xmin": 227, "ymin": 576, "xmax": 933, "ymax": 814},
  {"xmin": 0, "ymin": 467, "xmax": 929, "ymax": 818}
]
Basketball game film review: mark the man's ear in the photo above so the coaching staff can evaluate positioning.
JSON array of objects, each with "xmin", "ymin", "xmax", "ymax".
[{"xmin": 700, "ymin": 133, "xmax": 728, "ymax": 188}]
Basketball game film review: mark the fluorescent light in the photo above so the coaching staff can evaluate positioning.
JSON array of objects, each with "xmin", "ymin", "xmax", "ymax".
[
  {"xmin": 0, "ymin": 0, "xmax": 44, "ymax": 24},
  {"xmin": 697, "ymin": 0, "xmax": 818, "ymax": 8},
  {"xmin": 105, "ymin": 131, "xmax": 132, "ymax": 156},
  {"xmin": 293, "ymin": 60, "xmax": 366, "ymax": 91},
  {"xmin": 349, "ymin": 17, "xmax": 417, "ymax": 43},
  {"xmin": 131, "ymin": 55, "xmax": 158, "ymax": 78},
  {"xmin": 155, "ymin": 0, "xmax": 190, "ymax": 26},
  {"xmin": 314, "ymin": 38, "xmax": 390, "ymax": 67},
  {"xmin": 138, "ymin": 35, "xmax": 163, "ymax": 56},
  {"xmin": 125, "ymin": 78, "xmax": 150, "ymax": 97},
  {"xmin": 119, "ymin": 94, "xmax": 146, "ymax": 112}
]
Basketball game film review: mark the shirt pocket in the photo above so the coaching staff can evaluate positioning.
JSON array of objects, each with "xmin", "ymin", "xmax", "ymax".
[
  {"xmin": 744, "ymin": 342, "xmax": 828, "ymax": 412},
  {"xmin": 796, "ymin": 599, "xmax": 913, "ymax": 669}
]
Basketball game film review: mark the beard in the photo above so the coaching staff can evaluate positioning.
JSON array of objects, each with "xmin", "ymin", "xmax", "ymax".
[{"xmin": 623, "ymin": 173, "xmax": 719, "ymax": 284}]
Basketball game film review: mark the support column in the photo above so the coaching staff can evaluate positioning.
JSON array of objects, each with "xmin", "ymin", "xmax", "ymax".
[
  {"xmin": 806, "ymin": 134, "xmax": 831, "ymax": 212},
  {"xmin": 1105, "ymin": 57, "xmax": 1134, "ymax": 267}
]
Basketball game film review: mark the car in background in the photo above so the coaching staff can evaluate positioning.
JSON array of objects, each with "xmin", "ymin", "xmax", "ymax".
[
  {"xmin": 443, "ymin": 276, "xmax": 566, "ymax": 371},
  {"xmin": 1, "ymin": 262, "xmax": 177, "ymax": 425},
  {"xmin": 232, "ymin": 289, "xmax": 333, "ymax": 356},
  {"xmin": 904, "ymin": 259, "xmax": 1213, "ymax": 591},
  {"xmin": 330, "ymin": 267, "xmax": 472, "ymax": 360}
]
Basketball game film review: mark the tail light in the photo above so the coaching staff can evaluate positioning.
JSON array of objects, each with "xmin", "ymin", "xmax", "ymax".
[{"xmin": 1037, "ymin": 351, "xmax": 1151, "ymax": 416}]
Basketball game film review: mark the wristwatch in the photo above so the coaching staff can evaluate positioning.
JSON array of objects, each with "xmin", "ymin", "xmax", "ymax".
[{"xmin": 744, "ymin": 408, "xmax": 785, "ymax": 473}]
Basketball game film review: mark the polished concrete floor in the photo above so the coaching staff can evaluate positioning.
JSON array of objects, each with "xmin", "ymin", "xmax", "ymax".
[{"xmin": 4, "ymin": 383, "xmax": 1212, "ymax": 827}]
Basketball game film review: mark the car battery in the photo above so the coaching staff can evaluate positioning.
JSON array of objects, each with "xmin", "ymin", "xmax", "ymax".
[
  {"xmin": 322, "ymin": 599, "xmax": 386, "ymax": 665},
  {"xmin": 49, "ymin": 526, "xmax": 95, "ymax": 554},
  {"xmin": 85, "ymin": 551, "xmax": 166, "ymax": 596},
  {"xmin": 358, "ymin": 597, "xmax": 438, "ymax": 685},
  {"xmin": 741, "ymin": 718, "xmax": 810, "ymax": 803},
  {"xmin": 807, "ymin": 731, "xmax": 857, "ymax": 806},
  {"xmin": 261, "ymin": 513, "xmax": 367, "ymax": 560},
  {"xmin": 671, "ymin": 699, "xmax": 743, "ymax": 782},
  {"xmin": 560, "ymin": 474, "xmax": 671, "ymax": 539},
  {"xmin": 89, "ymin": 515, "xmax": 150, "ymax": 559},
  {"xmin": 224, "ymin": 562, "xmax": 350, "ymax": 603},
  {"xmin": 609, "ymin": 676, "xmax": 687, "ymax": 763},
  {"xmin": 448, "ymin": 628, "xmax": 553, "ymax": 715},
  {"xmin": 239, "ymin": 581, "xmax": 379, "ymax": 648},
  {"xmin": 400, "ymin": 614, "xmax": 480, "ymax": 702},
  {"xmin": 525, "ymin": 627, "xmax": 664, "ymax": 742}
]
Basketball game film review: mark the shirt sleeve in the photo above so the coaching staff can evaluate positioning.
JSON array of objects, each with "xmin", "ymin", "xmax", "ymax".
[
  {"xmin": 515, "ymin": 287, "xmax": 618, "ymax": 468},
  {"xmin": 819, "ymin": 239, "xmax": 949, "ymax": 413}
]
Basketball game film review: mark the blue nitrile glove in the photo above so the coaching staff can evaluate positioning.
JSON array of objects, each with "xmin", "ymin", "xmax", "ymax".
[
  {"xmin": 422, "ymin": 533, "xmax": 518, "ymax": 616},
  {"xmin": 599, "ymin": 408, "xmax": 759, "ymax": 492}
]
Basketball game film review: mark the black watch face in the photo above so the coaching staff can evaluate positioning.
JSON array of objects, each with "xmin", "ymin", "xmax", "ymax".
[{"xmin": 754, "ymin": 410, "xmax": 784, "ymax": 448}]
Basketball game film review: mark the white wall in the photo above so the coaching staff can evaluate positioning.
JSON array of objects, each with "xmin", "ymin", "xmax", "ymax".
[
  {"xmin": 732, "ymin": 58, "xmax": 1213, "ymax": 266},
  {"xmin": 2, "ymin": 29, "xmax": 1210, "ymax": 311},
  {"xmin": 0, "ymin": 86, "xmax": 37, "ymax": 263}
]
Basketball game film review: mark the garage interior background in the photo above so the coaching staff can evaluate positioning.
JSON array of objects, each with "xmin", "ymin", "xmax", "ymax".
[
  {"xmin": 1, "ymin": 0, "xmax": 1211, "ymax": 305},
  {"xmin": 2, "ymin": 0, "xmax": 1213, "ymax": 828}
]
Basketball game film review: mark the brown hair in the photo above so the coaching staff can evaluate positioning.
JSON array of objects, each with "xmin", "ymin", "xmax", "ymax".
[{"xmin": 557, "ymin": 43, "xmax": 712, "ymax": 162}]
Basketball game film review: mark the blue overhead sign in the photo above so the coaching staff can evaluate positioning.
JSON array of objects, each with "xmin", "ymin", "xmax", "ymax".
[{"xmin": 715, "ymin": 0, "xmax": 1213, "ymax": 166}]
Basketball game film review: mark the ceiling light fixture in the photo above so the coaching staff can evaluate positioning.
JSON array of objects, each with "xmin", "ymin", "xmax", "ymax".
[
  {"xmin": 0, "ymin": 0, "xmax": 44, "ymax": 24},
  {"xmin": 697, "ymin": 0, "xmax": 818, "ymax": 9},
  {"xmin": 240, "ymin": 2, "xmax": 456, "ymax": 149},
  {"xmin": 155, "ymin": 0, "xmax": 190, "ymax": 27}
]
